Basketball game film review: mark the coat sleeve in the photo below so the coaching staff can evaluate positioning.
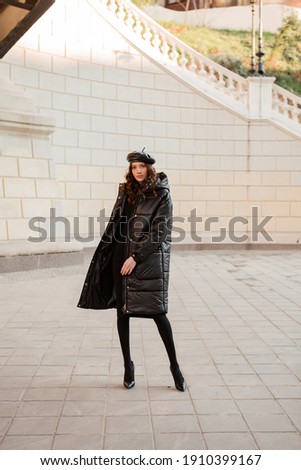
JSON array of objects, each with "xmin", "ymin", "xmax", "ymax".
[{"xmin": 129, "ymin": 190, "xmax": 172, "ymax": 263}]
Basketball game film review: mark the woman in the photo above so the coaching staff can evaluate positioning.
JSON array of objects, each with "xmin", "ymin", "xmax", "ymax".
[{"xmin": 78, "ymin": 150, "xmax": 186, "ymax": 392}]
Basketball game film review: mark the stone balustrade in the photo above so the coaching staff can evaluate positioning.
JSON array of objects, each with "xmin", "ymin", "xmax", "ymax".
[
  {"xmin": 89, "ymin": 0, "xmax": 248, "ymax": 111},
  {"xmin": 89, "ymin": 0, "xmax": 301, "ymax": 135},
  {"xmin": 273, "ymin": 84, "xmax": 301, "ymax": 127}
]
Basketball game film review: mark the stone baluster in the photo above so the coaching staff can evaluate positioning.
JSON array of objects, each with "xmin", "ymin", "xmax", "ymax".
[
  {"xmin": 226, "ymin": 76, "xmax": 236, "ymax": 95},
  {"xmin": 116, "ymin": 1, "xmax": 126, "ymax": 22},
  {"xmin": 240, "ymin": 82, "xmax": 248, "ymax": 103},
  {"xmin": 297, "ymin": 106, "xmax": 301, "ymax": 124},
  {"xmin": 161, "ymin": 37, "xmax": 170, "ymax": 58},
  {"xmin": 125, "ymin": 7, "xmax": 134, "ymax": 29},
  {"xmin": 282, "ymin": 98, "xmax": 289, "ymax": 118},
  {"xmin": 134, "ymin": 17, "xmax": 143, "ymax": 37},
  {"xmin": 179, "ymin": 48, "xmax": 188, "ymax": 69},
  {"xmin": 142, "ymin": 23, "xmax": 152, "ymax": 45},
  {"xmin": 152, "ymin": 31, "xmax": 161, "ymax": 52},
  {"xmin": 197, "ymin": 60, "xmax": 207, "ymax": 81},
  {"xmin": 208, "ymin": 66, "xmax": 218, "ymax": 85},
  {"xmin": 108, "ymin": 0, "xmax": 117, "ymax": 14},
  {"xmin": 219, "ymin": 72, "xmax": 227, "ymax": 93},
  {"xmin": 291, "ymin": 101, "xmax": 300, "ymax": 123},
  {"xmin": 285, "ymin": 98, "xmax": 291, "ymax": 119},
  {"xmin": 214, "ymin": 70, "xmax": 222, "ymax": 90},
  {"xmin": 290, "ymin": 104, "xmax": 298, "ymax": 122},
  {"xmin": 170, "ymin": 42, "xmax": 179, "ymax": 64},
  {"xmin": 188, "ymin": 56, "xmax": 197, "ymax": 75},
  {"xmin": 233, "ymin": 80, "xmax": 241, "ymax": 101},
  {"xmin": 272, "ymin": 90, "xmax": 281, "ymax": 114}
]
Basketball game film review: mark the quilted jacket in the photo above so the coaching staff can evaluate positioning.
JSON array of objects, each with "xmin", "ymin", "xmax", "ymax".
[{"xmin": 77, "ymin": 172, "xmax": 172, "ymax": 316}]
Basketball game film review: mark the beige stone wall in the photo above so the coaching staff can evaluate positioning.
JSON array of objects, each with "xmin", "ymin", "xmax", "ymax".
[{"xmin": 0, "ymin": 0, "xmax": 301, "ymax": 254}]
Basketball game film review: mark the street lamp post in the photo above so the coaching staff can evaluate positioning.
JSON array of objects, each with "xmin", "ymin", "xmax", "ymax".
[
  {"xmin": 247, "ymin": 0, "xmax": 275, "ymax": 121},
  {"xmin": 256, "ymin": 0, "xmax": 265, "ymax": 74},
  {"xmin": 250, "ymin": 0, "xmax": 256, "ymax": 75}
]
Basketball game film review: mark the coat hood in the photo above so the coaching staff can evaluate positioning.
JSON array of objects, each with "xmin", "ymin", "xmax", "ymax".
[{"xmin": 156, "ymin": 172, "xmax": 170, "ymax": 192}]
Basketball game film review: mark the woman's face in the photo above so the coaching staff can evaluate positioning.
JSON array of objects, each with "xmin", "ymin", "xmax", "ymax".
[{"xmin": 131, "ymin": 161, "xmax": 147, "ymax": 183}]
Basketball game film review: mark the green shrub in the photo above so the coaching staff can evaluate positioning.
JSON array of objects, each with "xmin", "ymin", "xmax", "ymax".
[
  {"xmin": 270, "ymin": 11, "xmax": 301, "ymax": 72},
  {"xmin": 273, "ymin": 72, "xmax": 301, "ymax": 96},
  {"xmin": 131, "ymin": 0, "xmax": 156, "ymax": 8},
  {"xmin": 209, "ymin": 52, "xmax": 249, "ymax": 78},
  {"xmin": 159, "ymin": 17, "xmax": 301, "ymax": 97}
]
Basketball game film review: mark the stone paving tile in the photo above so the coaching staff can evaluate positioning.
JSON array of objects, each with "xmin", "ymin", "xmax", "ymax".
[
  {"xmin": 154, "ymin": 433, "xmax": 206, "ymax": 450},
  {"xmin": 289, "ymin": 415, "xmax": 301, "ymax": 432},
  {"xmin": 150, "ymin": 400, "xmax": 195, "ymax": 415},
  {"xmin": 104, "ymin": 433, "xmax": 153, "ymax": 450},
  {"xmin": 106, "ymin": 400, "xmax": 149, "ymax": 416},
  {"xmin": 244, "ymin": 414, "xmax": 298, "ymax": 432},
  {"xmin": 0, "ymin": 435, "xmax": 53, "ymax": 450},
  {"xmin": 16, "ymin": 401, "xmax": 63, "ymax": 417},
  {"xmin": 23, "ymin": 388, "xmax": 67, "ymax": 401},
  {"xmin": 0, "ymin": 402, "xmax": 19, "ymax": 417},
  {"xmin": 253, "ymin": 432, "xmax": 301, "ymax": 450},
  {"xmin": 198, "ymin": 414, "xmax": 249, "ymax": 433},
  {"xmin": 0, "ymin": 417, "xmax": 12, "ymax": 436},
  {"xmin": 279, "ymin": 399, "xmax": 301, "ymax": 415},
  {"xmin": 204, "ymin": 432, "xmax": 259, "ymax": 450},
  {"xmin": 105, "ymin": 415, "xmax": 151, "ymax": 434},
  {"xmin": 8, "ymin": 417, "xmax": 58, "ymax": 435},
  {"xmin": 1, "ymin": 250, "xmax": 301, "ymax": 450},
  {"xmin": 194, "ymin": 399, "xmax": 240, "ymax": 415},
  {"xmin": 56, "ymin": 416, "xmax": 103, "ymax": 435},
  {"xmin": 30, "ymin": 376, "xmax": 70, "ymax": 388},
  {"xmin": 0, "ymin": 389, "xmax": 25, "ymax": 402},
  {"xmin": 152, "ymin": 415, "xmax": 200, "ymax": 434},
  {"xmin": 61, "ymin": 401, "xmax": 105, "ymax": 417},
  {"xmin": 53, "ymin": 434, "xmax": 104, "ymax": 450},
  {"xmin": 235, "ymin": 399, "xmax": 284, "ymax": 415}
]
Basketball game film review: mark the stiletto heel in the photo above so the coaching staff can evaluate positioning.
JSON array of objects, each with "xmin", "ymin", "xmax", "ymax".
[
  {"xmin": 123, "ymin": 361, "xmax": 135, "ymax": 389},
  {"xmin": 170, "ymin": 365, "xmax": 186, "ymax": 392}
]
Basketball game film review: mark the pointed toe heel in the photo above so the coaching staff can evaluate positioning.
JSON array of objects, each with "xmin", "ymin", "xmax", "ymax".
[
  {"xmin": 170, "ymin": 366, "xmax": 186, "ymax": 392},
  {"xmin": 123, "ymin": 361, "xmax": 135, "ymax": 389}
]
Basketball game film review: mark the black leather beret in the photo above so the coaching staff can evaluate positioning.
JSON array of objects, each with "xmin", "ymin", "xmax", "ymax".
[{"xmin": 127, "ymin": 149, "xmax": 156, "ymax": 165}]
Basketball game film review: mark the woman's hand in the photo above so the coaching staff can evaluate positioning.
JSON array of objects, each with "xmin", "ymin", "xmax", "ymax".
[{"xmin": 120, "ymin": 256, "xmax": 136, "ymax": 276}]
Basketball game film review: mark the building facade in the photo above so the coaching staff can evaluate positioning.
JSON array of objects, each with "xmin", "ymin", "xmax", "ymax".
[{"xmin": 0, "ymin": 0, "xmax": 301, "ymax": 266}]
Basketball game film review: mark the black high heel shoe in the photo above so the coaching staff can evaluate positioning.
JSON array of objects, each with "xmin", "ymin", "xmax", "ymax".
[
  {"xmin": 170, "ymin": 365, "xmax": 186, "ymax": 392},
  {"xmin": 123, "ymin": 361, "xmax": 135, "ymax": 389}
]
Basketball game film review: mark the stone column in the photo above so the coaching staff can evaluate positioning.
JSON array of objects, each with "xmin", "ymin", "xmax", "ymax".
[{"xmin": 247, "ymin": 76, "xmax": 276, "ymax": 119}]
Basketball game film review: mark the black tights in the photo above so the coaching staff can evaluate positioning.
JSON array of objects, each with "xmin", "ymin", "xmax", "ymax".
[{"xmin": 117, "ymin": 313, "xmax": 179, "ymax": 369}]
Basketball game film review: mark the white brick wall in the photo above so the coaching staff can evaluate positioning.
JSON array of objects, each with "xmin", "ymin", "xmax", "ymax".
[
  {"xmin": 0, "ymin": 199, "xmax": 21, "ymax": 218},
  {"xmin": 7, "ymin": 218, "xmax": 33, "ymax": 240},
  {"xmin": 19, "ymin": 159, "xmax": 49, "ymax": 179},
  {"xmin": 0, "ymin": 220, "xmax": 7, "ymax": 240},
  {"xmin": 0, "ymin": 0, "xmax": 301, "ymax": 253},
  {"xmin": 0, "ymin": 157, "xmax": 18, "ymax": 177},
  {"xmin": 0, "ymin": 133, "xmax": 32, "ymax": 158},
  {"xmin": 22, "ymin": 199, "xmax": 52, "ymax": 218},
  {"xmin": 36, "ymin": 179, "xmax": 60, "ymax": 199},
  {"xmin": 4, "ymin": 178, "xmax": 36, "ymax": 198}
]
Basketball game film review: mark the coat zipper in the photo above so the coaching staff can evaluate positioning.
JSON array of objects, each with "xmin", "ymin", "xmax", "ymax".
[{"xmin": 123, "ymin": 195, "xmax": 141, "ymax": 314}]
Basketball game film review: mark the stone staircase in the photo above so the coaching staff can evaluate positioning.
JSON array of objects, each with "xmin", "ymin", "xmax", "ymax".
[{"xmin": 88, "ymin": 0, "xmax": 301, "ymax": 137}]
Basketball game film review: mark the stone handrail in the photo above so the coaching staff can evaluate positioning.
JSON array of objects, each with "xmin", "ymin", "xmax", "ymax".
[
  {"xmin": 88, "ymin": 0, "xmax": 301, "ymax": 134},
  {"xmin": 272, "ymin": 84, "xmax": 301, "ymax": 126},
  {"xmin": 88, "ymin": 0, "xmax": 248, "ymax": 112}
]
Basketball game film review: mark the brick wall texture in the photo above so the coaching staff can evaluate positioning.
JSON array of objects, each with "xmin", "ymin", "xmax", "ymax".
[{"xmin": 0, "ymin": 0, "xmax": 301, "ymax": 250}]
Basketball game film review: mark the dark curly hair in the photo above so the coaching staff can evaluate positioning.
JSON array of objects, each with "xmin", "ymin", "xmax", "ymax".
[{"xmin": 125, "ymin": 163, "xmax": 157, "ymax": 205}]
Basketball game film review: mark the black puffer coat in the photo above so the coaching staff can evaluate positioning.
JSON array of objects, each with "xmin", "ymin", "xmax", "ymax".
[{"xmin": 77, "ymin": 172, "xmax": 172, "ymax": 316}]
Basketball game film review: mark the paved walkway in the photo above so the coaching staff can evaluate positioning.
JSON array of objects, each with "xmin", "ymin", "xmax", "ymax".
[{"xmin": 0, "ymin": 250, "xmax": 301, "ymax": 450}]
